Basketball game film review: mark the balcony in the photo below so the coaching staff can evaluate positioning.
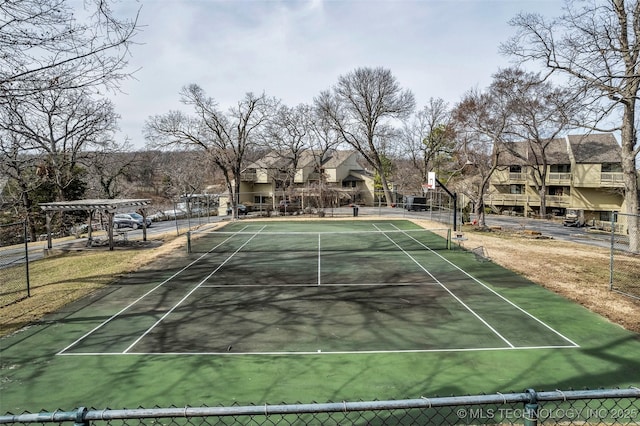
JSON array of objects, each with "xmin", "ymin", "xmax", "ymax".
[
  {"xmin": 600, "ymin": 172, "xmax": 625, "ymax": 186},
  {"xmin": 508, "ymin": 172, "xmax": 527, "ymax": 182},
  {"xmin": 240, "ymin": 171, "xmax": 257, "ymax": 182},
  {"xmin": 484, "ymin": 193, "xmax": 570, "ymax": 208},
  {"xmin": 484, "ymin": 194, "xmax": 528, "ymax": 206},
  {"xmin": 546, "ymin": 172, "xmax": 572, "ymax": 184}
]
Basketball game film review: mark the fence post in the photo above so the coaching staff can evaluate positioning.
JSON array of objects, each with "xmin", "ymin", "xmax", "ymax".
[
  {"xmin": 23, "ymin": 220, "xmax": 31, "ymax": 298},
  {"xmin": 187, "ymin": 231, "xmax": 192, "ymax": 254},
  {"xmin": 609, "ymin": 212, "xmax": 616, "ymax": 291},
  {"xmin": 524, "ymin": 389, "xmax": 538, "ymax": 426}
]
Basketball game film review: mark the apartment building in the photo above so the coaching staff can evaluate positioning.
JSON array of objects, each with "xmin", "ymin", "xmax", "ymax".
[
  {"xmin": 235, "ymin": 150, "xmax": 375, "ymax": 211},
  {"xmin": 485, "ymin": 133, "xmax": 626, "ymax": 222}
]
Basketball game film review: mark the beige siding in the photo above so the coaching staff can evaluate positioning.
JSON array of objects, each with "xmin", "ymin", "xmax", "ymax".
[
  {"xmin": 325, "ymin": 168, "xmax": 338, "ymax": 183},
  {"xmin": 570, "ymin": 188, "xmax": 624, "ymax": 211},
  {"xmin": 572, "ymin": 164, "xmax": 600, "ymax": 188},
  {"xmin": 256, "ymin": 169, "xmax": 271, "ymax": 183},
  {"xmin": 487, "ymin": 134, "xmax": 626, "ymax": 215},
  {"xmin": 237, "ymin": 150, "xmax": 376, "ymax": 207}
]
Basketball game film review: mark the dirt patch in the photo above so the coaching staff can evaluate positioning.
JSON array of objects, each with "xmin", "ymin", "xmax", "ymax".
[{"xmin": 59, "ymin": 238, "xmax": 164, "ymax": 251}]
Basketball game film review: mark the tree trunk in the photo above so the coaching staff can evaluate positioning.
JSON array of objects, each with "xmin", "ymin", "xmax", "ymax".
[
  {"xmin": 378, "ymin": 170, "xmax": 393, "ymax": 207},
  {"xmin": 621, "ymin": 111, "xmax": 639, "ymax": 253},
  {"xmin": 474, "ymin": 194, "xmax": 485, "ymax": 227}
]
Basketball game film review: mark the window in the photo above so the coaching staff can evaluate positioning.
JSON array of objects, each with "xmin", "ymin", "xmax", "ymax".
[
  {"xmin": 602, "ymin": 163, "xmax": 622, "ymax": 172},
  {"xmin": 550, "ymin": 164, "xmax": 571, "ymax": 173},
  {"xmin": 600, "ymin": 211, "xmax": 614, "ymax": 222},
  {"xmin": 548, "ymin": 186, "xmax": 569, "ymax": 196},
  {"xmin": 509, "ymin": 165, "xmax": 522, "ymax": 173},
  {"xmin": 510, "ymin": 184, "xmax": 523, "ymax": 194}
]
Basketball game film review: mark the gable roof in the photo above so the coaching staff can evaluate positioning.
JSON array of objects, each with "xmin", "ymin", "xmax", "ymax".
[
  {"xmin": 566, "ymin": 133, "xmax": 621, "ymax": 163},
  {"xmin": 497, "ymin": 137, "xmax": 570, "ymax": 166},
  {"xmin": 497, "ymin": 133, "xmax": 620, "ymax": 166},
  {"xmin": 248, "ymin": 151, "xmax": 290, "ymax": 169},
  {"xmin": 245, "ymin": 149, "xmax": 357, "ymax": 171},
  {"xmin": 321, "ymin": 150, "xmax": 356, "ymax": 168}
]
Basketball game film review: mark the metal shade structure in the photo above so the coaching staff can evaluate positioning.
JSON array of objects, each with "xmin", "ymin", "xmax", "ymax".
[{"xmin": 39, "ymin": 199, "xmax": 152, "ymax": 251}]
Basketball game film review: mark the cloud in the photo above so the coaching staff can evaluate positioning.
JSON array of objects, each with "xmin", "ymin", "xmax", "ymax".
[{"xmin": 108, "ymin": 0, "xmax": 565, "ymax": 147}]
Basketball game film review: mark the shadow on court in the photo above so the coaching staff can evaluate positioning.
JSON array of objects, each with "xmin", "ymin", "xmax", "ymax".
[{"xmin": 62, "ymin": 220, "xmax": 576, "ymax": 355}]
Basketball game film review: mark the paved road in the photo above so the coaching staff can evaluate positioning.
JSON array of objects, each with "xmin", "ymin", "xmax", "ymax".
[
  {"xmin": 0, "ymin": 215, "xmax": 226, "ymax": 269},
  {"xmin": 479, "ymin": 215, "xmax": 616, "ymax": 250},
  {"xmin": 1, "ymin": 209, "xmax": 623, "ymax": 269},
  {"xmin": 369, "ymin": 207, "xmax": 618, "ymax": 250}
]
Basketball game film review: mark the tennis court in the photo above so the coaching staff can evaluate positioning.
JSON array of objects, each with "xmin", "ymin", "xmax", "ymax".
[{"xmin": 59, "ymin": 220, "xmax": 577, "ymax": 356}]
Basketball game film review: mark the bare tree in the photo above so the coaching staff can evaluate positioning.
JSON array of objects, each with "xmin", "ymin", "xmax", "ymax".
[
  {"xmin": 503, "ymin": 0, "xmax": 640, "ymax": 250},
  {"xmin": 0, "ymin": 129, "xmax": 43, "ymax": 239},
  {"xmin": 2, "ymin": 87, "xmax": 119, "ymax": 202},
  {"xmin": 492, "ymin": 68, "xmax": 577, "ymax": 217},
  {"xmin": 307, "ymin": 104, "xmax": 342, "ymax": 210},
  {"xmin": 315, "ymin": 67, "xmax": 415, "ymax": 205},
  {"xmin": 452, "ymin": 87, "xmax": 512, "ymax": 227},
  {"xmin": 0, "ymin": 0, "xmax": 140, "ymax": 102},
  {"xmin": 402, "ymin": 97, "xmax": 455, "ymax": 186},
  {"xmin": 263, "ymin": 103, "xmax": 313, "ymax": 199},
  {"xmin": 84, "ymin": 138, "xmax": 138, "ymax": 199},
  {"xmin": 145, "ymin": 85, "xmax": 276, "ymax": 218}
]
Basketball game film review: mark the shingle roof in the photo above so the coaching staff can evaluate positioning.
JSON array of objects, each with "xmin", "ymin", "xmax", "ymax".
[
  {"xmin": 497, "ymin": 137, "xmax": 569, "ymax": 165},
  {"xmin": 245, "ymin": 149, "xmax": 357, "ymax": 171},
  {"xmin": 545, "ymin": 137, "xmax": 571, "ymax": 164},
  {"xmin": 566, "ymin": 133, "xmax": 621, "ymax": 163},
  {"xmin": 497, "ymin": 133, "xmax": 620, "ymax": 166},
  {"xmin": 322, "ymin": 150, "xmax": 355, "ymax": 168}
]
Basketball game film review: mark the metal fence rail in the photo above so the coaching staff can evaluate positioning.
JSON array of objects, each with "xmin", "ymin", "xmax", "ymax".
[{"xmin": 2, "ymin": 388, "xmax": 638, "ymax": 426}]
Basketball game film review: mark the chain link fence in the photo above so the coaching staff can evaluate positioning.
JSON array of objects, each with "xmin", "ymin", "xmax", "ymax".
[
  {"xmin": 1, "ymin": 388, "xmax": 638, "ymax": 426},
  {"xmin": 0, "ymin": 221, "xmax": 30, "ymax": 307},
  {"xmin": 610, "ymin": 212, "xmax": 640, "ymax": 299}
]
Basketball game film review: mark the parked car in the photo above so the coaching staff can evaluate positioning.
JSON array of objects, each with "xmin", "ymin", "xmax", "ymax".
[
  {"xmin": 148, "ymin": 211, "xmax": 167, "ymax": 222},
  {"xmin": 226, "ymin": 204, "xmax": 248, "ymax": 215},
  {"xmin": 113, "ymin": 213, "xmax": 152, "ymax": 229},
  {"xmin": 278, "ymin": 200, "xmax": 301, "ymax": 214},
  {"xmin": 404, "ymin": 196, "xmax": 427, "ymax": 211},
  {"xmin": 162, "ymin": 209, "xmax": 187, "ymax": 219}
]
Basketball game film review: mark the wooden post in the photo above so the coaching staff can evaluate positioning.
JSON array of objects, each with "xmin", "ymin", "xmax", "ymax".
[{"xmin": 107, "ymin": 211, "xmax": 115, "ymax": 251}]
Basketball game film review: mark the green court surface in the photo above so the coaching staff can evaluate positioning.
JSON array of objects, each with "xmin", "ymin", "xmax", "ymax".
[{"xmin": 1, "ymin": 219, "xmax": 639, "ymax": 413}]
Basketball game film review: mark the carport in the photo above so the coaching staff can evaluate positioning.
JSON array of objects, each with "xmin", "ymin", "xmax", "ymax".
[{"xmin": 39, "ymin": 199, "xmax": 151, "ymax": 251}]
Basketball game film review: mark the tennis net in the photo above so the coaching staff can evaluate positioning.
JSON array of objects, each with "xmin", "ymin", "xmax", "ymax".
[{"xmin": 186, "ymin": 228, "xmax": 451, "ymax": 254}]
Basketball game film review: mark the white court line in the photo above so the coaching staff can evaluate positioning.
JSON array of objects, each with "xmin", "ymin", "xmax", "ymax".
[
  {"xmin": 373, "ymin": 224, "xmax": 516, "ymax": 348},
  {"xmin": 389, "ymin": 223, "xmax": 580, "ymax": 348},
  {"xmin": 57, "ymin": 225, "xmax": 254, "ymax": 355},
  {"xmin": 59, "ymin": 344, "xmax": 579, "ymax": 357},
  {"xmin": 198, "ymin": 282, "xmax": 439, "ymax": 288},
  {"xmin": 317, "ymin": 233, "xmax": 321, "ymax": 286},
  {"xmin": 121, "ymin": 225, "xmax": 267, "ymax": 354}
]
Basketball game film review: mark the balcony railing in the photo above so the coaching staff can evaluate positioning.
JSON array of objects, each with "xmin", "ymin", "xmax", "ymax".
[
  {"xmin": 600, "ymin": 172, "xmax": 624, "ymax": 184},
  {"xmin": 484, "ymin": 193, "xmax": 570, "ymax": 207},
  {"xmin": 508, "ymin": 172, "xmax": 527, "ymax": 181},
  {"xmin": 546, "ymin": 172, "xmax": 572, "ymax": 183},
  {"xmin": 240, "ymin": 172, "xmax": 257, "ymax": 181}
]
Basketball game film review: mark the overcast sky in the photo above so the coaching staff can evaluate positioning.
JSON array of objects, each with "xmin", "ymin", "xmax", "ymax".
[{"xmin": 108, "ymin": 0, "xmax": 566, "ymax": 149}]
